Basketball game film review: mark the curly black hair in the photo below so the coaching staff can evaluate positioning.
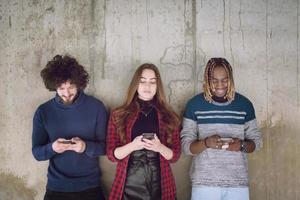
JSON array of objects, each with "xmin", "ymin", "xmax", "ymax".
[{"xmin": 41, "ymin": 55, "xmax": 89, "ymax": 91}]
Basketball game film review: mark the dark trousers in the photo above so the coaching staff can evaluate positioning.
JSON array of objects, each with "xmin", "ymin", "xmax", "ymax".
[{"xmin": 44, "ymin": 186, "xmax": 105, "ymax": 200}]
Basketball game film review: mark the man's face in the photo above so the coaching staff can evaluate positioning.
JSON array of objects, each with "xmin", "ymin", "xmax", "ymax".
[
  {"xmin": 211, "ymin": 67, "xmax": 229, "ymax": 97},
  {"xmin": 56, "ymin": 80, "xmax": 78, "ymax": 105}
]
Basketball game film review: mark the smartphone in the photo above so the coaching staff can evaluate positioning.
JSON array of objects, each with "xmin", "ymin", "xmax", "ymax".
[
  {"xmin": 142, "ymin": 133, "xmax": 155, "ymax": 140},
  {"xmin": 59, "ymin": 140, "xmax": 76, "ymax": 144},
  {"xmin": 219, "ymin": 137, "xmax": 233, "ymax": 143}
]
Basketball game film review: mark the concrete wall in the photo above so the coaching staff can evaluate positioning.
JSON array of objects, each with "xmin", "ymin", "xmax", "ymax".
[{"xmin": 0, "ymin": 0, "xmax": 299, "ymax": 199}]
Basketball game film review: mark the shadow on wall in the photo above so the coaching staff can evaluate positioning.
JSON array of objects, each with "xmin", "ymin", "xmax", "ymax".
[{"xmin": 0, "ymin": 172, "xmax": 36, "ymax": 200}]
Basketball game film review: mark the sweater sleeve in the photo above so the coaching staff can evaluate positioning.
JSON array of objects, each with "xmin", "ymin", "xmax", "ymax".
[
  {"xmin": 167, "ymin": 127, "xmax": 181, "ymax": 163},
  {"xmin": 84, "ymin": 102, "xmax": 108, "ymax": 157},
  {"xmin": 244, "ymin": 101, "xmax": 262, "ymax": 151},
  {"xmin": 180, "ymin": 101, "xmax": 198, "ymax": 156},
  {"xmin": 106, "ymin": 113, "xmax": 122, "ymax": 162},
  {"xmin": 32, "ymin": 107, "xmax": 56, "ymax": 161}
]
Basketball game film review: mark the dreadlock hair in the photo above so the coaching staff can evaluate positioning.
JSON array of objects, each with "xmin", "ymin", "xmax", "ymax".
[{"xmin": 203, "ymin": 57, "xmax": 235, "ymax": 103}]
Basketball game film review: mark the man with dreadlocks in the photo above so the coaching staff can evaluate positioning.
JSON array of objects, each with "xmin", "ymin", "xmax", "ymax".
[{"xmin": 181, "ymin": 57, "xmax": 262, "ymax": 200}]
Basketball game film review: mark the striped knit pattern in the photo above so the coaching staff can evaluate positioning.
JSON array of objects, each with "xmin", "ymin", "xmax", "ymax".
[{"xmin": 181, "ymin": 92, "xmax": 262, "ymax": 187}]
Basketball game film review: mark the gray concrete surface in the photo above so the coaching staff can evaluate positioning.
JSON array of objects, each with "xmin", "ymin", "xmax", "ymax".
[{"xmin": 0, "ymin": 0, "xmax": 299, "ymax": 199}]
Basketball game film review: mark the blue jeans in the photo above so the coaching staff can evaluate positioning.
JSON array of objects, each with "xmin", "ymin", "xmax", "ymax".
[{"xmin": 191, "ymin": 186, "xmax": 249, "ymax": 200}]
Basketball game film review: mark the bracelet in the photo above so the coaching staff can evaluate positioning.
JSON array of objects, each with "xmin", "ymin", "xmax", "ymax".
[
  {"xmin": 204, "ymin": 138, "xmax": 209, "ymax": 148},
  {"xmin": 240, "ymin": 140, "xmax": 247, "ymax": 153}
]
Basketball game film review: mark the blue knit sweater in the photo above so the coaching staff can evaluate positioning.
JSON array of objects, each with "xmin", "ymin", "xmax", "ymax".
[{"xmin": 32, "ymin": 91, "xmax": 108, "ymax": 192}]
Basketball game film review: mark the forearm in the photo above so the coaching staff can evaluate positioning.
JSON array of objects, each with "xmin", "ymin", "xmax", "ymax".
[
  {"xmin": 32, "ymin": 143, "xmax": 56, "ymax": 161},
  {"xmin": 190, "ymin": 139, "xmax": 207, "ymax": 154},
  {"xmin": 114, "ymin": 142, "xmax": 136, "ymax": 160},
  {"xmin": 85, "ymin": 140, "xmax": 106, "ymax": 157},
  {"xmin": 159, "ymin": 144, "xmax": 173, "ymax": 160}
]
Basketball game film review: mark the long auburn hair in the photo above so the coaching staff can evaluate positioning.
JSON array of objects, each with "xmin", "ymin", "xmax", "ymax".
[
  {"xmin": 203, "ymin": 57, "xmax": 235, "ymax": 103},
  {"xmin": 112, "ymin": 63, "xmax": 180, "ymax": 144}
]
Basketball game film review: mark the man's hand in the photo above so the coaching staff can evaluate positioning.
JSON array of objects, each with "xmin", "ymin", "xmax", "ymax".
[
  {"xmin": 205, "ymin": 134, "xmax": 223, "ymax": 149},
  {"xmin": 52, "ymin": 138, "xmax": 72, "ymax": 153},
  {"xmin": 68, "ymin": 137, "xmax": 86, "ymax": 153},
  {"xmin": 226, "ymin": 138, "xmax": 242, "ymax": 151}
]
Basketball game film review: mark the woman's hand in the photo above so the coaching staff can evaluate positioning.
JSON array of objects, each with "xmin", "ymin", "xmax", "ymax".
[
  {"xmin": 144, "ymin": 134, "xmax": 174, "ymax": 160},
  {"xmin": 143, "ymin": 134, "xmax": 162, "ymax": 152},
  {"xmin": 114, "ymin": 135, "xmax": 146, "ymax": 160},
  {"xmin": 131, "ymin": 135, "xmax": 145, "ymax": 151}
]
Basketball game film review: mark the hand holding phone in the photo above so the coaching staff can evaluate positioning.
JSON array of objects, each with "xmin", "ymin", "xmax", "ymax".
[
  {"xmin": 219, "ymin": 137, "xmax": 233, "ymax": 143},
  {"xmin": 219, "ymin": 137, "xmax": 233, "ymax": 149},
  {"xmin": 59, "ymin": 140, "xmax": 76, "ymax": 144}
]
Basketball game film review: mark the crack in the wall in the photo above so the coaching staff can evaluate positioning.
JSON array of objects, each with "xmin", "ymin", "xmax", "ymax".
[
  {"xmin": 9, "ymin": 15, "xmax": 11, "ymax": 27},
  {"xmin": 160, "ymin": 44, "xmax": 193, "ymax": 67},
  {"xmin": 88, "ymin": 0, "xmax": 96, "ymax": 95},
  {"xmin": 146, "ymin": 0, "xmax": 149, "ymax": 34},
  {"xmin": 229, "ymin": 0, "xmax": 234, "ymax": 66},
  {"xmin": 265, "ymin": 1, "xmax": 271, "ymax": 200},
  {"xmin": 296, "ymin": 0, "xmax": 299, "ymax": 195},
  {"xmin": 192, "ymin": 0, "xmax": 198, "ymax": 92},
  {"xmin": 130, "ymin": 1, "xmax": 135, "ymax": 67},
  {"xmin": 183, "ymin": 0, "xmax": 192, "ymax": 69},
  {"xmin": 297, "ymin": 0, "xmax": 299, "ymax": 109},
  {"xmin": 222, "ymin": 0, "xmax": 226, "ymax": 56},
  {"xmin": 102, "ymin": 0, "xmax": 107, "ymax": 79},
  {"xmin": 239, "ymin": 0, "xmax": 245, "ymax": 49}
]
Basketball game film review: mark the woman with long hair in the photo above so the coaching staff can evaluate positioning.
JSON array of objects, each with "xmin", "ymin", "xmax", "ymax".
[{"xmin": 106, "ymin": 63, "xmax": 181, "ymax": 200}]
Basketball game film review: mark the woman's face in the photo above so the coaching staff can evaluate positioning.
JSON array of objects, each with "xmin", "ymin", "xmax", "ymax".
[
  {"xmin": 210, "ymin": 66, "xmax": 228, "ymax": 97},
  {"xmin": 137, "ymin": 69, "xmax": 157, "ymax": 101}
]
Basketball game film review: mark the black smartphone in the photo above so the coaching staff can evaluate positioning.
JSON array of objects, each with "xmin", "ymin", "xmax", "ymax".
[
  {"xmin": 59, "ymin": 140, "xmax": 76, "ymax": 144},
  {"xmin": 142, "ymin": 133, "xmax": 155, "ymax": 140}
]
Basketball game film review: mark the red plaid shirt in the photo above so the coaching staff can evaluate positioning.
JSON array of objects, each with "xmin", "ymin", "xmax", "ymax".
[{"xmin": 106, "ymin": 109, "xmax": 181, "ymax": 200}]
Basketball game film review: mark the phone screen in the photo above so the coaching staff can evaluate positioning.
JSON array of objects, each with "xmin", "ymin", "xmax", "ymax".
[{"xmin": 142, "ymin": 133, "xmax": 155, "ymax": 140}]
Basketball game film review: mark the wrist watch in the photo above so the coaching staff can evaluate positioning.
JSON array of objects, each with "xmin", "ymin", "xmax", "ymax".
[{"xmin": 240, "ymin": 140, "xmax": 247, "ymax": 153}]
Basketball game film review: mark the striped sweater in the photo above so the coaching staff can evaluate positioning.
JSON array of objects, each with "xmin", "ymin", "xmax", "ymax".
[{"xmin": 180, "ymin": 92, "xmax": 262, "ymax": 187}]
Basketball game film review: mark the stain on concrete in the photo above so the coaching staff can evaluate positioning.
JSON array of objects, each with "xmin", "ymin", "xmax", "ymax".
[
  {"xmin": 45, "ymin": 6, "xmax": 54, "ymax": 13},
  {"xmin": 0, "ymin": 172, "xmax": 36, "ymax": 200},
  {"xmin": 32, "ymin": 0, "xmax": 39, "ymax": 6},
  {"xmin": 9, "ymin": 16, "xmax": 11, "ymax": 28}
]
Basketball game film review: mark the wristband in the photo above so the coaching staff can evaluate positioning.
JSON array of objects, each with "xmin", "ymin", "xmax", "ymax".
[{"xmin": 240, "ymin": 140, "xmax": 247, "ymax": 153}]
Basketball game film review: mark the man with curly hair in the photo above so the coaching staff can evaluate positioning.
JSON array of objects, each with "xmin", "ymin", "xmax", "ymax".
[{"xmin": 32, "ymin": 55, "xmax": 108, "ymax": 200}]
